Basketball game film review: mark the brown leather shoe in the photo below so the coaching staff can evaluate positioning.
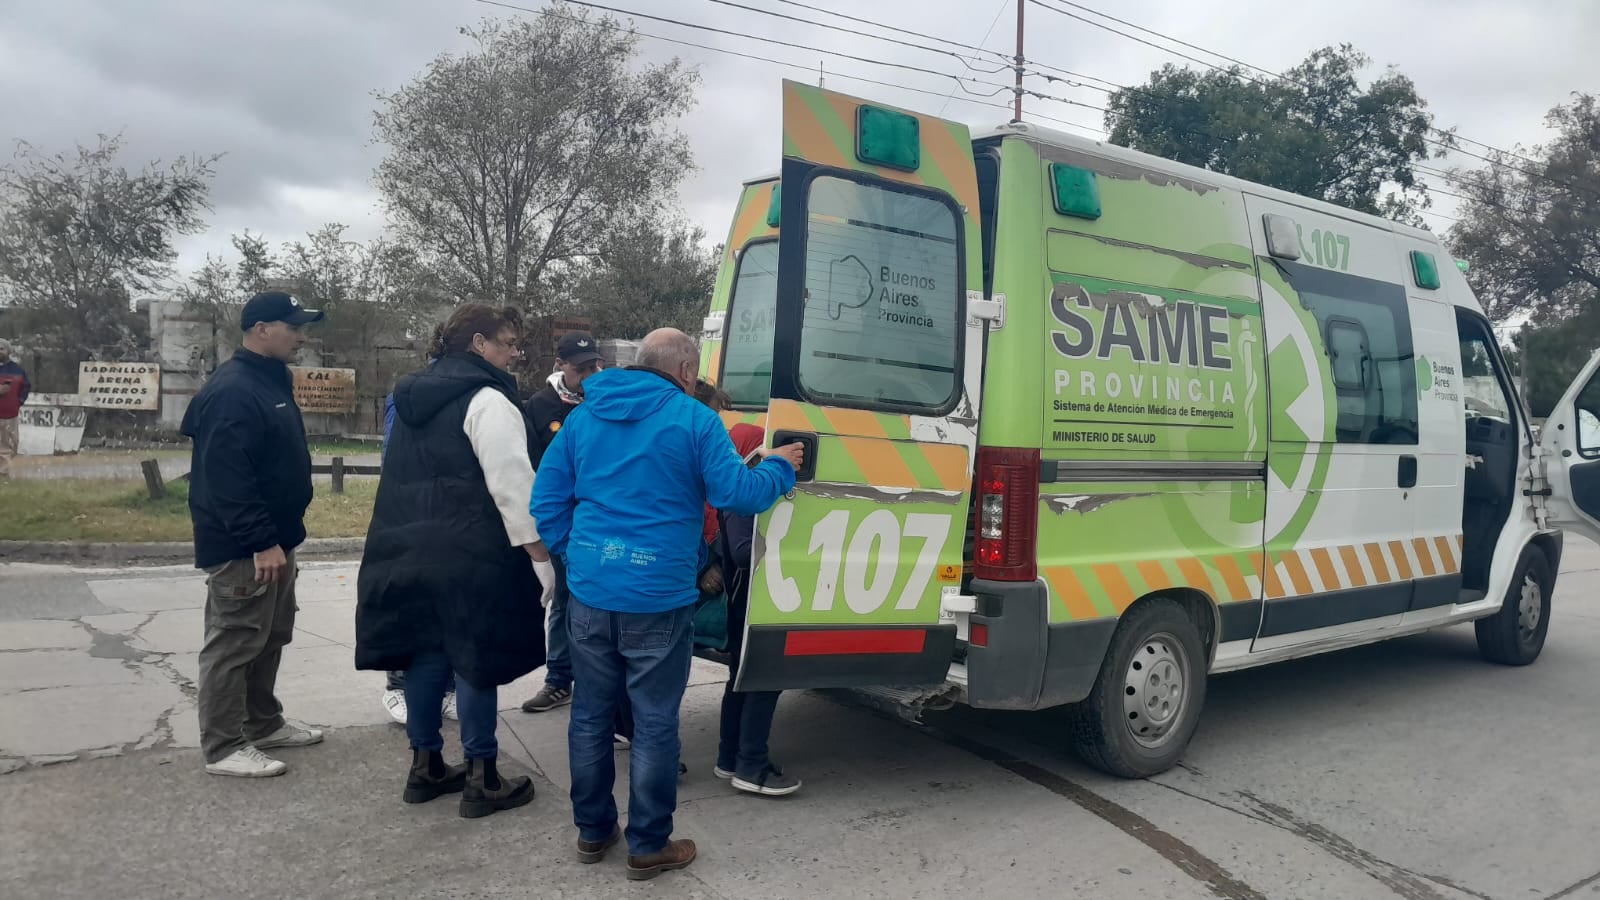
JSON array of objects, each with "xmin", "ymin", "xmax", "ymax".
[
  {"xmin": 576, "ymin": 825, "xmax": 621, "ymax": 864},
  {"xmin": 626, "ymin": 838, "xmax": 697, "ymax": 881}
]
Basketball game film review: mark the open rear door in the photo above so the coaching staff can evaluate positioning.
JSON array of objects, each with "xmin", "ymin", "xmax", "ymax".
[
  {"xmin": 1536, "ymin": 348, "xmax": 1600, "ymax": 546},
  {"xmin": 734, "ymin": 80, "xmax": 985, "ymax": 691}
]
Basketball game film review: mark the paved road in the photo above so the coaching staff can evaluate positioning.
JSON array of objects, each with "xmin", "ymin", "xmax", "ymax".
[{"xmin": 2, "ymin": 541, "xmax": 1598, "ymax": 899}]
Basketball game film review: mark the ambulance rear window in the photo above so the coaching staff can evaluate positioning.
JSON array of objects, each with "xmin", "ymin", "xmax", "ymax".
[
  {"xmin": 796, "ymin": 175, "xmax": 961, "ymax": 412},
  {"xmin": 720, "ymin": 241, "xmax": 779, "ymax": 407}
]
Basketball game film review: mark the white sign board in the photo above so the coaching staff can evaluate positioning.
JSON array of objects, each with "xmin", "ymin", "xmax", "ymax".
[{"xmin": 78, "ymin": 362, "xmax": 161, "ymax": 410}]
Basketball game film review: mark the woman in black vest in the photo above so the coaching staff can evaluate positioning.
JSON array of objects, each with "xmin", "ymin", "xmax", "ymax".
[{"xmin": 355, "ymin": 303, "xmax": 556, "ymax": 819}]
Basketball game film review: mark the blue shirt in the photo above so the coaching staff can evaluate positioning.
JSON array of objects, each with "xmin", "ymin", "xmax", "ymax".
[{"xmin": 530, "ymin": 367, "xmax": 795, "ymax": 613}]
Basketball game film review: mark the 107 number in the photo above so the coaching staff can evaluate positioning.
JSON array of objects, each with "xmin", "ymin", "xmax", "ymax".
[
  {"xmin": 1297, "ymin": 224, "xmax": 1351, "ymax": 271},
  {"xmin": 761, "ymin": 505, "xmax": 953, "ymax": 615}
]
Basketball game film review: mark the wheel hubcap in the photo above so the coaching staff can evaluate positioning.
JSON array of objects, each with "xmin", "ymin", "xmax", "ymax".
[
  {"xmin": 1122, "ymin": 633, "xmax": 1190, "ymax": 749},
  {"xmin": 1517, "ymin": 575, "xmax": 1542, "ymax": 640}
]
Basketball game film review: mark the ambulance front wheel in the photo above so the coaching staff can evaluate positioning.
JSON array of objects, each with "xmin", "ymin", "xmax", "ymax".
[
  {"xmin": 1068, "ymin": 598, "xmax": 1207, "ymax": 779},
  {"xmin": 1475, "ymin": 546, "xmax": 1553, "ymax": 666}
]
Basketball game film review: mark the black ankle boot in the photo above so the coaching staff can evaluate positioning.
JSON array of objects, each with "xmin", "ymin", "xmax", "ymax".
[
  {"xmin": 402, "ymin": 749, "xmax": 467, "ymax": 804},
  {"xmin": 459, "ymin": 756, "xmax": 535, "ymax": 819}
]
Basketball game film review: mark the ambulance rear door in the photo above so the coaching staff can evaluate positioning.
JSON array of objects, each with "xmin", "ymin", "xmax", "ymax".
[{"xmin": 735, "ymin": 80, "xmax": 987, "ymax": 691}]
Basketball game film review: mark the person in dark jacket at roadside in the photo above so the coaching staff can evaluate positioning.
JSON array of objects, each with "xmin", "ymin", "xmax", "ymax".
[
  {"xmin": 355, "ymin": 303, "xmax": 556, "ymax": 819},
  {"xmin": 530, "ymin": 327, "xmax": 802, "ymax": 881},
  {"xmin": 376, "ymin": 364, "xmax": 457, "ymax": 727},
  {"xmin": 182, "ymin": 291, "xmax": 326, "ymax": 779},
  {"xmin": 0, "ymin": 338, "xmax": 29, "ymax": 480},
  {"xmin": 712, "ymin": 423, "xmax": 798, "ymax": 796},
  {"xmin": 520, "ymin": 330, "xmax": 604, "ymax": 716}
]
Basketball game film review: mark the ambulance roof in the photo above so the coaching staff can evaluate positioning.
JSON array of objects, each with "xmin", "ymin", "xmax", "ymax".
[
  {"xmin": 974, "ymin": 122, "xmax": 1481, "ymax": 312},
  {"xmin": 734, "ymin": 123, "xmax": 1480, "ymax": 312}
]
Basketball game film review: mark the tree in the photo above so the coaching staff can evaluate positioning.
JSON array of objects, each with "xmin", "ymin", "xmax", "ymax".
[
  {"xmin": 1447, "ymin": 94, "xmax": 1600, "ymax": 415},
  {"xmin": 562, "ymin": 220, "xmax": 718, "ymax": 339},
  {"xmin": 1448, "ymin": 94, "xmax": 1600, "ymax": 325},
  {"xmin": 180, "ymin": 225, "xmax": 449, "ymax": 356},
  {"xmin": 1105, "ymin": 45, "xmax": 1443, "ymax": 221},
  {"xmin": 0, "ymin": 134, "xmax": 217, "ymax": 354},
  {"xmin": 372, "ymin": 11, "xmax": 699, "ymax": 313},
  {"xmin": 178, "ymin": 231, "xmax": 275, "ymax": 324},
  {"xmin": 1504, "ymin": 309, "xmax": 1600, "ymax": 417}
]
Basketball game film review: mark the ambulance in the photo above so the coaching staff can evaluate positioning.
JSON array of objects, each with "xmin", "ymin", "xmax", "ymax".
[{"xmin": 696, "ymin": 79, "xmax": 1600, "ymax": 778}]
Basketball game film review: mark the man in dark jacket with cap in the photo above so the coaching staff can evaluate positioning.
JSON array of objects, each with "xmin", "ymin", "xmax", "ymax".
[
  {"xmin": 182, "ymin": 291, "xmax": 326, "ymax": 778},
  {"xmin": 519, "ymin": 330, "xmax": 604, "ymax": 715}
]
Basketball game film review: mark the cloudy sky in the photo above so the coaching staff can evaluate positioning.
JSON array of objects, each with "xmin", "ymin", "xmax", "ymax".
[{"xmin": 3, "ymin": 0, "xmax": 1596, "ymax": 284}]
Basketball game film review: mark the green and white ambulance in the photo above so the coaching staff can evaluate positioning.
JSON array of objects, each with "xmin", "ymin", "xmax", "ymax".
[{"xmin": 698, "ymin": 79, "xmax": 1600, "ymax": 778}]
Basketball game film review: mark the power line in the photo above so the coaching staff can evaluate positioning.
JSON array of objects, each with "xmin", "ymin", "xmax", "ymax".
[
  {"xmin": 1416, "ymin": 165, "xmax": 1537, "ymax": 215},
  {"xmin": 474, "ymin": 0, "xmax": 1108, "ymax": 136},
  {"xmin": 684, "ymin": 0, "xmax": 1010, "ymax": 74},
  {"xmin": 770, "ymin": 0, "xmax": 1015, "ymax": 65},
  {"xmin": 1027, "ymin": 0, "xmax": 1567, "ymax": 185},
  {"xmin": 1043, "ymin": 0, "xmax": 1283, "ymax": 80},
  {"xmin": 1025, "ymin": 0, "xmax": 1279, "ymax": 89},
  {"xmin": 940, "ymin": 1, "xmax": 1010, "ymax": 116},
  {"xmin": 474, "ymin": 0, "xmax": 1015, "ymax": 93}
]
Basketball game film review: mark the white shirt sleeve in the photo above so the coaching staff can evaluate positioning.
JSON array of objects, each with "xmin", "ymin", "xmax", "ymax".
[{"xmin": 462, "ymin": 387, "xmax": 541, "ymax": 547}]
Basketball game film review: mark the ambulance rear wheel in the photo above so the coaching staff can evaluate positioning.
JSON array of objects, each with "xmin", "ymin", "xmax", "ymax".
[
  {"xmin": 1068, "ymin": 598, "xmax": 1207, "ymax": 779},
  {"xmin": 1475, "ymin": 546, "xmax": 1552, "ymax": 666}
]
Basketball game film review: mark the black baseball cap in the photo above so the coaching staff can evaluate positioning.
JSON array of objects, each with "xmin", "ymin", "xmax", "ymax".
[
  {"xmin": 240, "ymin": 291, "xmax": 325, "ymax": 330},
  {"xmin": 557, "ymin": 331, "xmax": 602, "ymax": 365}
]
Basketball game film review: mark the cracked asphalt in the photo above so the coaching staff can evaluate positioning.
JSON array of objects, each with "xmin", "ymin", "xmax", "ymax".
[{"xmin": 2, "ymin": 546, "xmax": 1599, "ymax": 899}]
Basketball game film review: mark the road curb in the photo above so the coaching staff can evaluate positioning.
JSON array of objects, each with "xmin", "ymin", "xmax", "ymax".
[{"xmin": 0, "ymin": 537, "xmax": 366, "ymax": 567}]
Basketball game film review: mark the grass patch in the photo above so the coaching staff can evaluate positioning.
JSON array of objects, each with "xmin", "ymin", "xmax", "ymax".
[
  {"xmin": 0, "ymin": 478, "xmax": 376, "ymax": 543},
  {"xmin": 308, "ymin": 439, "xmax": 382, "ymax": 457}
]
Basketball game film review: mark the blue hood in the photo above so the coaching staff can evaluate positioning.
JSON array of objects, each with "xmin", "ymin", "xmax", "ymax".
[
  {"xmin": 529, "ymin": 366, "xmax": 797, "ymax": 615},
  {"xmin": 580, "ymin": 367, "xmax": 683, "ymax": 423}
]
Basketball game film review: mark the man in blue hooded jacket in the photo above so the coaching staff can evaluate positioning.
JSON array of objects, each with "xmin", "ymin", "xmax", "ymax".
[{"xmin": 530, "ymin": 328, "xmax": 801, "ymax": 881}]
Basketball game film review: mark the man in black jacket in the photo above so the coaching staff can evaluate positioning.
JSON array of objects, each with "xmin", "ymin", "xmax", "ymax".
[
  {"xmin": 520, "ymin": 330, "xmax": 603, "ymax": 714},
  {"xmin": 182, "ymin": 291, "xmax": 326, "ymax": 778}
]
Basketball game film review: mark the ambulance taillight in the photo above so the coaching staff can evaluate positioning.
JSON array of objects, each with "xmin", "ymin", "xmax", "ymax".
[{"xmin": 973, "ymin": 447, "xmax": 1040, "ymax": 582}]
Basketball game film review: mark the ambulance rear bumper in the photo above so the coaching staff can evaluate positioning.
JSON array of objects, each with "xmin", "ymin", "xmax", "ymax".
[{"xmin": 964, "ymin": 578, "xmax": 1117, "ymax": 711}]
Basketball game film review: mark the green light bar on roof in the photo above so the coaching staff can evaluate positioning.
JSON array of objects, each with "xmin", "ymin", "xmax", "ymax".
[
  {"xmin": 1050, "ymin": 163, "xmax": 1102, "ymax": 220},
  {"xmin": 1411, "ymin": 250, "xmax": 1441, "ymax": 290},
  {"xmin": 855, "ymin": 105, "xmax": 920, "ymax": 171}
]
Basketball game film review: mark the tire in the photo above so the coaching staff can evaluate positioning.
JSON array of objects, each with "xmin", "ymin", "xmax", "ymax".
[
  {"xmin": 1475, "ymin": 546, "xmax": 1553, "ymax": 666},
  {"xmin": 1067, "ymin": 598, "xmax": 1207, "ymax": 778}
]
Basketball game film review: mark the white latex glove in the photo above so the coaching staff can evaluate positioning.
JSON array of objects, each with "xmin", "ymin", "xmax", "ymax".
[{"xmin": 532, "ymin": 558, "xmax": 556, "ymax": 609}]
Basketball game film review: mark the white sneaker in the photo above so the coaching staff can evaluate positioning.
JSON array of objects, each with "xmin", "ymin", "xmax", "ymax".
[
  {"xmin": 613, "ymin": 733, "xmax": 631, "ymax": 749},
  {"xmin": 441, "ymin": 692, "xmax": 458, "ymax": 722},
  {"xmin": 205, "ymin": 745, "xmax": 287, "ymax": 778},
  {"xmin": 254, "ymin": 719, "xmax": 325, "ymax": 750},
  {"xmin": 382, "ymin": 689, "xmax": 407, "ymax": 724}
]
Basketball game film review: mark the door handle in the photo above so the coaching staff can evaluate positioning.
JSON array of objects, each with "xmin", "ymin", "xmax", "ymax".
[
  {"xmin": 770, "ymin": 429, "xmax": 818, "ymax": 482},
  {"xmin": 1398, "ymin": 454, "xmax": 1418, "ymax": 489}
]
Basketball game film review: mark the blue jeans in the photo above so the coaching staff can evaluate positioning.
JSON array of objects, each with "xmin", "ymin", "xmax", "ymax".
[
  {"xmin": 405, "ymin": 650, "xmax": 497, "ymax": 760},
  {"xmin": 717, "ymin": 589, "xmax": 781, "ymax": 779},
  {"xmin": 386, "ymin": 669, "xmax": 455, "ymax": 693},
  {"xmin": 568, "ymin": 596, "xmax": 694, "ymax": 856},
  {"xmin": 544, "ymin": 556, "xmax": 573, "ymax": 691}
]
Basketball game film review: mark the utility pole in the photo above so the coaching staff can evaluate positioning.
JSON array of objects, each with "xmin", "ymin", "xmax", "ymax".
[{"xmin": 1012, "ymin": 0, "xmax": 1025, "ymax": 122}]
